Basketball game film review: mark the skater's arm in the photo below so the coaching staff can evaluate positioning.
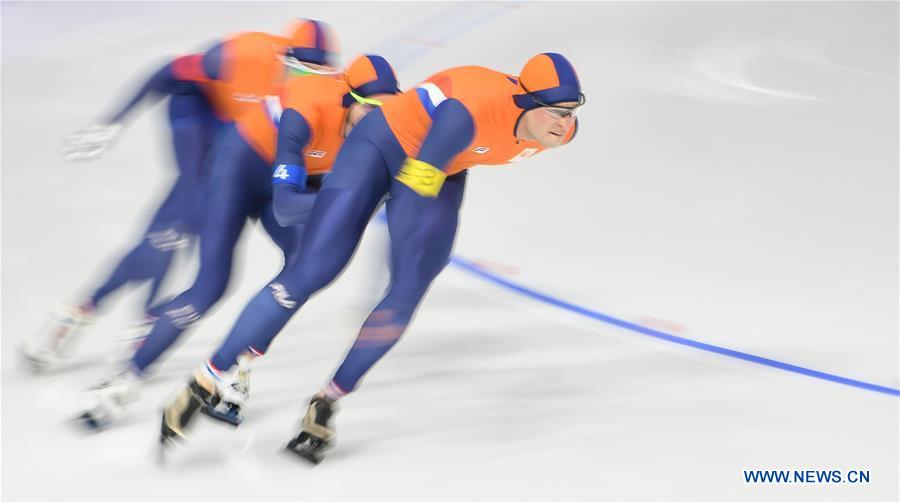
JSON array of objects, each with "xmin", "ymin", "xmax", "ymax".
[
  {"xmin": 417, "ymin": 99, "xmax": 475, "ymax": 169},
  {"xmin": 271, "ymin": 108, "xmax": 314, "ymax": 227},
  {"xmin": 64, "ymin": 43, "xmax": 223, "ymax": 161},
  {"xmin": 272, "ymin": 184, "xmax": 317, "ymax": 226},
  {"xmin": 105, "ymin": 42, "xmax": 224, "ymax": 125},
  {"xmin": 395, "ymin": 98, "xmax": 474, "ymax": 197}
]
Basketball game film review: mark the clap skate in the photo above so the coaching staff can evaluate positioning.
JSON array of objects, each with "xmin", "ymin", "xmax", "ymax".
[
  {"xmin": 159, "ymin": 359, "xmax": 250, "ymax": 448},
  {"xmin": 159, "ymin": 378, "xmax": 218, "ymax": 446},
  {"xmin": 20, "ymin": 304, "xmax": 94, "ymax": 373},
  {"xmin": 285, "ymin": 395, "xmax": 336, "ymax": 464},
  {"xmin": 200, "ymin": 358, "xmax": 251, "ymax": 426}
]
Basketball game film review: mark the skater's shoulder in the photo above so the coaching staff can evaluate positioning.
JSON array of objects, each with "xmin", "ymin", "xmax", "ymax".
[
  {"xmin": 282, "ymin": 75, "xmax": 347, "ymax": 110},
  {"xmin": 222, "ymin": 31, "xmax": 284, "ymax": 53},
  {"xmin": 425, "ymin": 66, "xmax": 517, "ymax": 93}
]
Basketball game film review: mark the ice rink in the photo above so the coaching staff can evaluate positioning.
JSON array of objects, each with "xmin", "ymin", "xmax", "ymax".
[{"xmin": 2, "ymin": 1, "xmax": 898, "ymax": 501}]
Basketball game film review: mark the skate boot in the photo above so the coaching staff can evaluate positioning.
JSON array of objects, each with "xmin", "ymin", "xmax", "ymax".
[
  {"xmin": 20, "ymin": 304, "xmax": 94, "ymax": 373},
  {"xmin": 78, "ymin": 370, "xmax": 140, "ymax": 430},
  {"xmin": 200, "ymin": 357, "xmax": 251, "ymax": 426},
  {"xmin": 285, "ymin": 395, "xmax": 336, "ymax": 464},
  {"xmin": 159, "ymin": 377, "xmax": 218, "ymax": 446}
]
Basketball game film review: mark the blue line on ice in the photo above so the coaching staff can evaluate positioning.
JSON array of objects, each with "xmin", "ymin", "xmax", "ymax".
[{"xmin": 450, "ymin": 256, "xmax": 900, "ymax": 398}]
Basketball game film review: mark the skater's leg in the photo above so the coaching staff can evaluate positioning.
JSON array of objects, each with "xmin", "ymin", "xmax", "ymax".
[
  {"xmin": 89, "ymin": 93, "xmax": 219, "ymax": 311},
  {"xmin": 325, "ymin": 171, "xmax": 467, "ymax": 398},
  {"xmin": 206, "ymin": 139, "xmax": 392, "ymax": 371},
  {"xmin": 287, "ymin": 169, "xmax": 466, "ymax": 464},
  {"xmin": 130, "ymin": 128, "xmax": 267, "ymax": 375},
  {"xmin": 247, "ymin": 175, "xmax": 325, "ymax": 355},
  {"xmin": 87, "ymin": 184, "xmax": 187, "ymax": 310}
]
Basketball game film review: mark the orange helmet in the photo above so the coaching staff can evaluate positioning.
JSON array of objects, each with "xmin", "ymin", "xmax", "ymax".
[
  {"xmin": 514, "ymin": 52, "xmax": 584, "ymax": 110},
  {"xmin": 341, "ymin": 54, "xmax": 400, "ymax": 106},
  {"xmin": 284, "ymin": 18, "xmax": 339, "ymax": 67}
]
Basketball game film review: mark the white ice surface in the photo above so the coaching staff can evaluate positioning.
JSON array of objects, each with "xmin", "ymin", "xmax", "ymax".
[{"xmin": 1, "ymin": 2, "xmax": 898, "ymax": 501}]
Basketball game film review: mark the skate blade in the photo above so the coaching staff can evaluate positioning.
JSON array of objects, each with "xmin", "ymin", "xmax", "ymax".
[
  {"xmin": 157, "ymin": 412, "xmax": 195, "ymax": 467},
  {"xmin": 285, "ymin": 433, "xmax": 328, "ymax": 465},
  {"xmin": 200, "ymin": 405, "xmax": 243, "ymax": 427},
  {"xmin": 157, "ymin": 421, "xmax": 179, "ymax": 467},
  {"xmin": 18, "ymin": 350, "xmax": 50, "ymax": 375},
  {"xmin": 74, "ymin": 410, "xmax": 110, "ymax": 432}
]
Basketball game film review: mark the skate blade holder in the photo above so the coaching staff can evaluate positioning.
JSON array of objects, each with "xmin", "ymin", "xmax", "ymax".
[
  {"xmin": 77, "ymin": 411, "xmax": 107, "ymax": 431},
  {"xmin": 200, "ymin": 403, "xmax": 243, "ymax": 427},
  {"xmin": 74, "ymin": 401, "xmax": 122, "ymax": 432},
  {"xmin": 285, "ymin": 432, "xmax": 329, "ymax": 464},
  {"xmin": 70, "ymin": 410, "xmax": 113, "ymax": 433},
  {"xmin": 159, "ymin": 414, "xmax": 186, "ymax": 447},
  {"xmin": 18, "ymin": 349, "xmax": 51, "ymax": 375},
  {"xmin": 157, "ymin": 413, "xmax": 193, "ymax": 467}
]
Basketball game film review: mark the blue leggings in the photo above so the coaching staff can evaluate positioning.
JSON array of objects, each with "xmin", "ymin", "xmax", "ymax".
[
  {"xmin": 209, "ymin": 109, "xmax": 467, "ymax": 393},
  {"xmin": 90, "ymin": 92, "xmax": 223, "ymax": 311},
  {"xmin": 131, "ymin": 126, "xmax": 318, "ymax": 374}
]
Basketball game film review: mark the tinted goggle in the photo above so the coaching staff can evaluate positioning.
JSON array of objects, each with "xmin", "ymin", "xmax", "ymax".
[
  {"xmin": 536, "ymin": 95, "xmax": 586, "ymax": 119},
  {"xmin": 282, "ymin": 54, "xmax": 341, "ymax": 76},
  {"xmin": 348, "ymin": 89, "xmax": 384, "ymax": 107},
  {"xmin": 522, "ymin": 84, "xmax": 586, "ymax": 119}
]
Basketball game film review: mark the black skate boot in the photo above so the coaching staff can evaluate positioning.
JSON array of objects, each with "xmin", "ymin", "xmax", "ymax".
[
  {"xmin": 159, "ymin": 378, "xmax": 218, "ymax": 446},
  {"xmin": 285, "ymin": 395, "xmax": 335, "ymax": 464}
]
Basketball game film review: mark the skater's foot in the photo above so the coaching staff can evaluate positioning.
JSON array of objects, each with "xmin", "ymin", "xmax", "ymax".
[
  {"xmin": 21, "ymin": 303, "xmax": 94, "ymax": 373},
  {"xmin": 78, "ymin": 370, "xmax": 140, "ymax": 430},
  {"xmin": 285, "ymin": 394, "xmax": 336, "ymax": 464},
  {"xmin": 160, "ymin": 378, "xmax": 216, "ymax": 445}
]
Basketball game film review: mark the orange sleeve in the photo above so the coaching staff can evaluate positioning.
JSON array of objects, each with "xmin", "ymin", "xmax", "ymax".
[{"xmin": 170, "ymin": 54, "xmax": 209, "ymax": 82}]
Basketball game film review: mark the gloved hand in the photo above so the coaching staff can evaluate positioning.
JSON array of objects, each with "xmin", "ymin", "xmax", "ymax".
[
  {"xmin": 395, "ymin": 158, "xmax": 446, "ymax": 197},
  {"xmin": 61, "ymin": 123, "xmax": 123, "ymax": 161}
]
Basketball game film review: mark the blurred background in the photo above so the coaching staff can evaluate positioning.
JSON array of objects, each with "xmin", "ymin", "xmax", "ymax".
[{"xmin": 2, "ymin": 1, "xmax": 897, "ymax": 501}]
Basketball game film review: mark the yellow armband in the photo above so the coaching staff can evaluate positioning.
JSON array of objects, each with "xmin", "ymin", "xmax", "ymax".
[{"xmin": 395, "ymin": 158, "xmax": 447, "ymax": 198}]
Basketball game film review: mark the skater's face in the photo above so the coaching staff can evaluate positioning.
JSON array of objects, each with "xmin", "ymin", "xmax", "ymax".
[
  {"xmin": 345, "ymin": 93, "xmax": 393, "ymax": 136},
  {"xmin": 517, "ymin": 101, "xmax": 579, "ymax": 148}
]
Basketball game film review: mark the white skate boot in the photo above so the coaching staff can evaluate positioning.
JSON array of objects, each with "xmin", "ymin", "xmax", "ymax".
[
  {"xmin": 78, "ymin": 370, "xmax": 141, "ymax": 430},
  {"xmin": 20, "ymin": 304, "xmax": 94, "ymax": 373},
  {"xmin": 105, "ymin": 316, "xmax": 156, "ymax": 369}
]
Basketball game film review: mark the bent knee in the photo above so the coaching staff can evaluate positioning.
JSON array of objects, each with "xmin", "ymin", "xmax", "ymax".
[{"xmin": 162, "ymin": 303, "xmax": 202, "ymax": 329}]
